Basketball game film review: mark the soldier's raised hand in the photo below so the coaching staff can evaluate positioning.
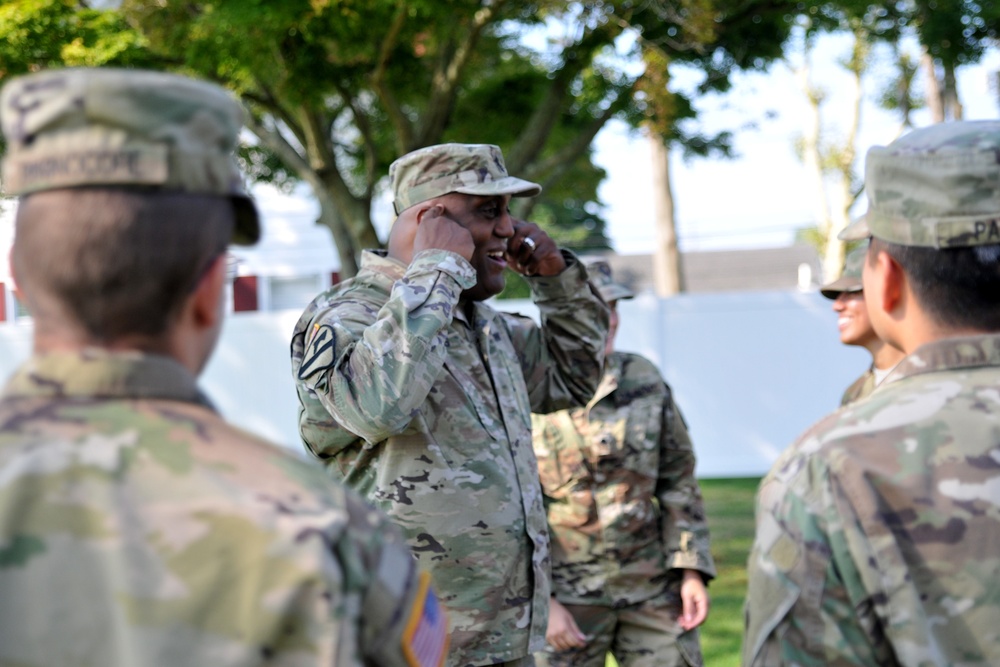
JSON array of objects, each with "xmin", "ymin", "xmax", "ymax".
[
  {"xmin": 412, "ymin": 204, "xmax": 475, "ymax": 262},
  {"xmin": 507, "ymin": 219, "xmax": 566, "ymax": 277}
]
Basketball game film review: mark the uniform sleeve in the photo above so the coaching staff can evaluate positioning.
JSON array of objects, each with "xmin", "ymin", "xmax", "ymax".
[
  {"xmin": 656, "ymin": 394, "xmax": 716, "ymax": 580},
  {"xmin": 292, "ymin": 250, "xmax": 476, "ymax": 448},
  {"xmin": 742, "ymin": 452, "xmax": 887, "ymax": 667},
  {"xmin": 341, "ymin": 491, "xmax": 450, "ymax": 667},
  {"xmin": 511, "ymin": 251, "xmax": 610, "ymax": 414}
]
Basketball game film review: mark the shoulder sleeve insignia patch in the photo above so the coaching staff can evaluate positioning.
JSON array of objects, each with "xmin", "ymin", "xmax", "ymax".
[
  {"xmin": 402, "ymin": 572, "xmax": 449, "ymax": 667},
  {"xmin": 297, "ymin": 323, "xmax": 337, "ymax": 382}
]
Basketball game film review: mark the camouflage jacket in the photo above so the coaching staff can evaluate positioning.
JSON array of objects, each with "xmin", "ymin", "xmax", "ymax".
[
  {"xmin": 839, "ymin": 365, "xmax": 876, "ymax": 406},
  {"xmin": 0, "ymin": 350, "xmax": 446, "ymax": 667},
  {"xmin": 532, "ymin": 352, "xmax": 716, "ymax": 607},
  {"xmin": 744, "ymin": 333, "xmax": 1000, "ymax": 666},
  {"xmin": 290, "ymin": 249, "xmax": 608, "ymax": 667}
]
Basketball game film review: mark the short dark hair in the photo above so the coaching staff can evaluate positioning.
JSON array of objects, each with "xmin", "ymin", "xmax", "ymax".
[
  {"xmin": 869, "ymin": 237, "xmax": 1000, "ymax": 331},
  {"xmin": 12, "ymin": 188, "xmax": 234, "ymax": 341}
]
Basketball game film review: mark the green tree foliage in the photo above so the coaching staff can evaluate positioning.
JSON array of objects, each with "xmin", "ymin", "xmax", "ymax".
[
  {"xmin": 0, "ymin": 0, "xmax": 153, "ymax": 157},
  {"xmin": 0, "ymin": 1, "xmax": 148, "ymax": 73},
  {"xmin": 1, "ymin": 0, "xmax": 802, "ymax": 280},
  {"xmin": 909, "ymin": 0, "xmax": 999, "ymax": 69},
  {"xmin": 907, "ymin": 0, "xmax": 999, "ymax": 120},
  {"xmin": 1, "ymin": 0, "xmax": 625, "ymax": 273},
  {"xmin": 152, "ymin": 0, "xmax": 632, "ymax": 273}
]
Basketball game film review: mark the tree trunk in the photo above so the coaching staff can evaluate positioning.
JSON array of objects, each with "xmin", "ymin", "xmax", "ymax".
[
  {"xmin": 922, "ymin": 48, "xmax": 945, "ymax": 123},
  {"xmin": 943, "ymin": 61, "xmax": 964, "ymax": 120},
  {"xmin": 241, "ymin": 111, "xmax": 370, "ymax": 278},
  {"xmin": 796, "ymin": 37, "xmax": 835, "ymax": 280},
  {"xmin": 315, "ymin": 192, "xmax": 358, "ymax": 278},
  {"xmin": 650, "ymin": 133, "xmax": 684, "ymax": 296},
  {"xmin": 293, "ymin": 168, "xmax": 366, "ymax": 279},
  {"xmin": 823, "ymin": 27, "xmax": 866, "ymax": 282}
]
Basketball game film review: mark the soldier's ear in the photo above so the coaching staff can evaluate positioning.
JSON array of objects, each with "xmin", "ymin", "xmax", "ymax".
[
  {"xmin": 190, "ymin": 254, "xmax": 227, "ymax": 331},
  {"xmin": 169, "ymin": 253, "xmax": 227, "ymax": 375},
  {"xmin": 867, "ymin": 248, "xmax": 904, "ymax": 317}
]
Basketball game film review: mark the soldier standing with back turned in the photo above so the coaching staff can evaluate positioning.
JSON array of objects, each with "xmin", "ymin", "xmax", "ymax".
[
  {"xmin": 0, "ymin": 67, "xmax": 446, "ymax": 667},
  {"xmin": 744, "ymin": 121, "xmax": 1000, "ymax": 666}
]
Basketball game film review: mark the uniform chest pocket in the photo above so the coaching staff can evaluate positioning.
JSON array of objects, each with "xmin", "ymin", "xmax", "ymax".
[
  {"xmin": 422, "ymin": 359, "xmax": 505, "ymax": 448},
  {"xmin": 624, "ymin": 395, "xmax": 660, "ymax": 441},
  {"xmin": 615, "ymin": 396, "xmax": 662, "ymax": 473}
]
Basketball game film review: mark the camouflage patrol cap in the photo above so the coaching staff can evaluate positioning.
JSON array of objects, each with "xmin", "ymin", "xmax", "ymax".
[
  {"xmin": 389, "ymin": 143, "xmax": 541, "ymax": 215},
  {"xmin": 0, "ymin": 67, "xmax": 260, "ymax": 245},
  {"xmin": 840, "ymin": 121, "xmax": 1000, "ymax": 248},
  {"xmin": 582, "ymin": 256, "xmax": 634, "ymax": 302},
  {"xmin": 820, "ymin": 242, "xmax": 867, "ymax": 299}
]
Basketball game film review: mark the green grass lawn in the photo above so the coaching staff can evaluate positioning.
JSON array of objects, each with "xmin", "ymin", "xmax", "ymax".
[{"xmin": 699, "ymin": 476, "xmax": 761, "ymax": 667}]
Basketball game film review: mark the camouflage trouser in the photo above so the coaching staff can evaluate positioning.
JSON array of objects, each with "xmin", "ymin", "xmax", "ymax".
[{"xmin": 535, "ymin": 597, "xmax": 703, "ymax": 667}]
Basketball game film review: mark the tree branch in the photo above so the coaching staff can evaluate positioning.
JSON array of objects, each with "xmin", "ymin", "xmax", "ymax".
[
  {"xmin": 413, "ymin": 0, "xmax": 510, "ymax": 148},
  {"xmin": 242, "ymin": 108, "xmax": 313, "ymax": 178},
  {"xmin": 243, "ymin": 84, "xmax": 306, "ymax": 147},
  {"xmin": 508, "ymin": 22, "xmax": 620, "ymax": 172},
  {"xmin": 371, "ymin": 3, "xmax": 414, "ymax": 152},
  {"xmin": 522, "ymin": 81, "xmax": 635, "ymax": 182},
  {"xmin": 333, "ymin": 78, "xmax": 379, "ymax": 198},
  {"xmin": 299, "ymin": 105, "xmax": 339, "ymax": 173},
  {"xmin": 298, "ymin": 108, "xmax": 376, "ymax": 249}
]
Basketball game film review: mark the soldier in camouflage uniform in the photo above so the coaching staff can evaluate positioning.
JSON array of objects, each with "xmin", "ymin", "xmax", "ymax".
[
  {"xmin": 533, "ymin": 258, "xmax": 715, "ymax": 667},
  {"xmin": 290, "ymin": 144, "xmax": 610, "ymax": 667},
  {"xmin": 744, "ymin": 121, "xmax": 1000, "ymax": 666},
  {"xmin": 0, "ymin": 68, "xmax": 447, "ymax": 667},
  {"xmin": 819, "ymin": 243, "xmax": 905, "ymax": 405}
]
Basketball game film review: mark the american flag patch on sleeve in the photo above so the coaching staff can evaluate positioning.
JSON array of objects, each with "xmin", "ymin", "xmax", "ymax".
[{"xmin": 402, "ymin": 572, "xmax": 449, "ymax": 667}]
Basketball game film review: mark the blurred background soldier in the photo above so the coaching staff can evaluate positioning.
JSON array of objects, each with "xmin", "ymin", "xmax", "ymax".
[
  {"xmin": 533, "ymin": 258, "xmax": 715, "ymax": 667},
  {"xmin": 819, "ymin": 242, "xmax": 905, "ymax": 405},
  {"xmin": 0, "ymin": 68, "xmax": 444, "ymax": 667},
  {"xmin": 745, "ymin": 121, "xmax": 1000, "ymax": 666},
  {"xmin": 291, "ymin": 144, "xmax": 609, "ymax": 667}
]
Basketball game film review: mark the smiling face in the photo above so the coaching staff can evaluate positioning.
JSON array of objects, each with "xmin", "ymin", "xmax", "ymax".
[
  {"xmin": 437, "ymin": 192, "xmax": 514, "ymax": 301},
  {"xmin": 831, "ymin": 290, "xmax": 878, "ymax": 349}
]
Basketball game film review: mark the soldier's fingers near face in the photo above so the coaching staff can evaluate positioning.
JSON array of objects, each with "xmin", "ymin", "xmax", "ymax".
[
  {"xmin": 525, "ymin": 235, "xmax": 565, "ymax": 276},
  {"xmin": 508, "ymin": 220, "xmax": 539, "ymax": 265},
  {"xmin": 508, "ymin": 221, "xmax": 565, "ymax": 277},
  {"xmin": 412, "ymin": 204, "xmax": 475, "ymax": 260}
]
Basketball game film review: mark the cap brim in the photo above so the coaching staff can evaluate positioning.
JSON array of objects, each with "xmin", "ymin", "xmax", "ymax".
[
  {"xmin": 838, "ymin": 215, "xmax": 871, "ymax": 241},
  {"xmin": 819, "ymin": 277, "xmax": 862, "ymax": 299},
  {"xmin": 599, "ymin": 284, "xmax": 635, "ymax": 302},
  {"xmin": 231, "ymin": 195, "xmax": 261, "ymax": 246},
  {"xmin": 454, "ymin": 176, "xmax": 541, "ymax": 199}
]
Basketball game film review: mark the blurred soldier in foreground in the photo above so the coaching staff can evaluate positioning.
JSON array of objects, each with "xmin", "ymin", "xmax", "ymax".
[
  {"xmin": 533, "ymin": 258, "xmax": 715, "ymax": 667},
  {"xmin": 744, "ymin": 120, "xmax": 1000, "ymax": 666},
  {"xmin": 0, "ymin": 68, "xmax": 445, "ymax": 667},
  {"xmin": 291, "ymin": 143, "xmax": 609, "ymax": 667},
  {"xmin": 819, "ymin": 243, "xmax": 905, "ymax": 405}
]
